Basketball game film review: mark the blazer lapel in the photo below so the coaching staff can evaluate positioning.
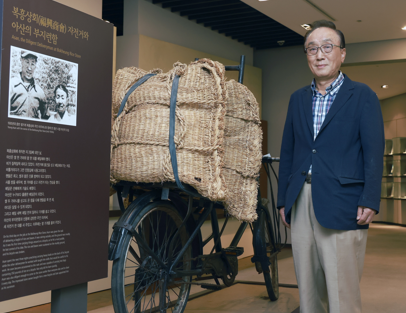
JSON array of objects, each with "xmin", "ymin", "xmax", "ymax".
[
  {"xmin": 317, "ymin": 75, "xmax": 354, "ymax": 135},
  {"xmin": 302, "ymin": 87, "xmax": 314, "ymax": 138}
]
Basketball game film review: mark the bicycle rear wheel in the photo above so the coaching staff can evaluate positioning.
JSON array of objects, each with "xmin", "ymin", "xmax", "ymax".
[
  {"xmin": 257, "ymin": 209, "xmax": 279, "ymax": 301},
  {"xmin": 111, "ymin": 201, "xmax": 192, "ymax": 313}
]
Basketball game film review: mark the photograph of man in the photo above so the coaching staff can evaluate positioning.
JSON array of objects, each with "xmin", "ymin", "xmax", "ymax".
[
  {"xmin": 48, "ymin": 84, "xmax": 75, "ymax": 125},
  {"xmin": 277, "ymin": 20, "xmax": 385, "ymax": 313},
  {"xmin": 9, "ymin": 51, "xmax": 46, "ymax": 118}
]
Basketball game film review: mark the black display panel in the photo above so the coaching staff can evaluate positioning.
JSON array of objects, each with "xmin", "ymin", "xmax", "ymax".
[{"xmin": 0, "ymin": 0, "xmax": 113, "ymax": 301}]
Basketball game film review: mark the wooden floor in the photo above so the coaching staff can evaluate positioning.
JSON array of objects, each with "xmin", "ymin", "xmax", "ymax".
[
  {"xmin": 10, "ymin": 288, "xmax": 113, "ymax": 313},
  {"xmin": 10, "ymin": 252, "xmax": 289, "ymax": 313},
  {"xmin": 9, "ymin": 224, "xmax": 406, "ymax": 313}
]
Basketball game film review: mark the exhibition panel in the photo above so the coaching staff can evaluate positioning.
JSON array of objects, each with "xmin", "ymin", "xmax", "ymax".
[{"xmin": 0, "ymin": 0, "xmax": 113, "ymax": 303}]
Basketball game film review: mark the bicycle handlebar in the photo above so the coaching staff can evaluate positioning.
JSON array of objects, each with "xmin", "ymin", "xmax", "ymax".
[{"xmin": 262, "ymin": 155, "xmax": 280, "ymax": 163}]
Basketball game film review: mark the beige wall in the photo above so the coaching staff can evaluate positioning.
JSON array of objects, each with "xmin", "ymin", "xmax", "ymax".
[
  {"xmin": 53, "ymin": 0, "xmax": 102, "ymax": 18},
  {"xmin": 137, "ymin": 0, "xmax": 254, "ymax": 65},
  {"xmin": 345, "ymin": 38, "xmax": 406, "ymax": 65},
  {"xmin": 381, "ymin": 93, "xmax": 406, "ymax": 139}
]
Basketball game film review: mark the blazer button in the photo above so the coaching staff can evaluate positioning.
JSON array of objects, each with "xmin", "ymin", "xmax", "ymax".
[
  {"xmin": 312, "ymin": 149, "xmax": 317, "ymax": 154},
  {"xmin": 301, "ymin": 171, "xmax": 306, "ymax": 175}
]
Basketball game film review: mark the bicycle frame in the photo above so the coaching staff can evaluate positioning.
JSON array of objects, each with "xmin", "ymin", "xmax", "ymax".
[{"xmin": 109, "ymin": 181, "xmax": 270, "ymax": 283}]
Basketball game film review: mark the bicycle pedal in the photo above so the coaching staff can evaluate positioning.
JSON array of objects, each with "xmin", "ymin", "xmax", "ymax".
[
  {"xmin": 200, "ymin": 283, "xmax": 222, "ymax": 290},
  {"xmin": 224, "ymin": 247, "xmax": 244, "ymax": 257}
]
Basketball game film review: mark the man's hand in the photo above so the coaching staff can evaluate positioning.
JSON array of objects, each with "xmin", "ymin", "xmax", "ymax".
[
  {"xmin": 279, "ymin": 207, "xmax": 291, "ymax": 229},
  {"xmin": 357, "ymin": 206, "xmax": 377, "ymax": 225}
]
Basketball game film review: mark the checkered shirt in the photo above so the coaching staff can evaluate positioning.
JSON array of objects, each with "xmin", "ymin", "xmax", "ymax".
[
  {"xmin": 311, "ymin": 71, "xmax": 345, "ymax": 140},
  {"xmin": 308, "ymin": 72, "xmax": 345, "ymax": 174}
]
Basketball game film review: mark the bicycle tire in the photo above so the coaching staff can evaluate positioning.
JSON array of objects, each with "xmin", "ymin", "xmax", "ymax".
[
  {"xmin": 111, "ymin": 201, "xmax": 192, "ymax": 313},
  {"xmin": 258, "ymin": 209, "xmax": 279, "ymax": 301}
]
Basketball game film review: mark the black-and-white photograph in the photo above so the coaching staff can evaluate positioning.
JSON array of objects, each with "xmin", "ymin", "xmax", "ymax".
[{"xmin": 8, "ymin": 46, "xmax": 78, "ymax": 126}]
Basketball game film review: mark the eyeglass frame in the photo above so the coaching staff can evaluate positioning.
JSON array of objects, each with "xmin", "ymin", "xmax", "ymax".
[{"xmin": 304, "ymin": 43, "xmax": 342, "ymax": 56}]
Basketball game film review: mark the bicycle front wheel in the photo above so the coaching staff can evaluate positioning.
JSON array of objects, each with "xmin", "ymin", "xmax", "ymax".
[
  {"xmin": 111, "ymin": 201, "xmax": 192, "ymax": 313},
  {"xmin": 257, "ymin": 209, "xmax": 279, "ymax": 301}
]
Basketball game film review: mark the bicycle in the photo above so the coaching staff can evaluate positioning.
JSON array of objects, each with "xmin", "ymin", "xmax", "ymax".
[
  {"xmin": 108, "ymin": 56, "xmax": 285, "ymax": 313},
  {"xmin": 108, "ymin": 155, "xmax": 283, "ymax": 313}
]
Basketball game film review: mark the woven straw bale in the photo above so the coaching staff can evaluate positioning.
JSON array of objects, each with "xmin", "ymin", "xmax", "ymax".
[
  {"xmin": 112, "ymin": 67, "xmax": 163, "ymax": 117},
  {"xmin": 223, "ymin": 118, "xmax": 262, "ymax": 177},
  {"xmin": 110, "ymin": 63, "xmax": 262, "ymax": 222},
  {"xmin": 223, "ymin": 169, "xmax": 259, "ymax": 222},
  {"xmin": 225, "ymin": 78, "xmax": 261, "ymax": 122},
  {"xmin": 223, "ymin": 80, "xmax": 262, "ymax": 222},
  {"xmin": 111, "ymin": 59, "xmax": 227, "ymax": 201}
]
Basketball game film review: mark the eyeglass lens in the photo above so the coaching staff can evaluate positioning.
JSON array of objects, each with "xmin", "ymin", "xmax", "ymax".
[{"xmin": 307, "ymin": 44, "xmax": 334, "ymax": 55}]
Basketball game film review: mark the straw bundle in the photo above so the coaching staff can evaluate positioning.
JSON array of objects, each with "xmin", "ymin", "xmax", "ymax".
[
  {"xmin": 222, "ymin": 80, "xmax": 262, "ymax": 222},
  {"xmin": 110, "ymin": 59, "xmax": 227, "ymax": 201},
  {"xmin": 110, "ymin": 61, "xmax": 262, "ymax": 222}
]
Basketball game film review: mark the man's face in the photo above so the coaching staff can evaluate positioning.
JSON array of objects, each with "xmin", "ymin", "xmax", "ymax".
[
  {"xmin": 55, "ymin": 88, "xmax": 68, "ymax": 114},
  {"xmin": 21, "ymin": 57, "xmax": 37, "ymax": 82},
  {"xmin": 305, "ymin": 27, "xmax": 346, "ymax": 81}
]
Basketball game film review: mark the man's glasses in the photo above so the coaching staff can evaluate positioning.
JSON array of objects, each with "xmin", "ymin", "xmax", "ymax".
[{"xmin": 304, "ymin": 44, "xmax": 341, "ymax": 56}]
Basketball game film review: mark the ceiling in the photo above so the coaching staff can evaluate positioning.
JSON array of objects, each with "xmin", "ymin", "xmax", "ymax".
[
  {"xmin": 150, "ymin": 0, "xmax": 303, "ymax": 49},
  {"xmin": 102, "ymin": 0, "xmax": 406, "ymax": 100},
  {"xmin": 103, "ymin": 0, "xmax": 304, "ymax": 49},
  {"xmin": 102, "ymin": 0, "xmax": 124, "ymax": 36},
  {"xmin": 242, "ymin": 0, "xmax": 406, "ymax": 45},
  {"xmin": 103, "ymin": 0, "xmax": 406, "ymax": 48},
  {"xmin": 242, "ymin": 0, "xmax": 406, "ymax": 100}
]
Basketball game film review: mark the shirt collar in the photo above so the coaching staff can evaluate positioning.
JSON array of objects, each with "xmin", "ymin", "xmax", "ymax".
[
  {"xmin": 18, "ymin": 72, "xmax": 37, "ymax": 92},
  {"xmin": 311, "ymin": 71, "xmax": 344, "ymax": 96}
]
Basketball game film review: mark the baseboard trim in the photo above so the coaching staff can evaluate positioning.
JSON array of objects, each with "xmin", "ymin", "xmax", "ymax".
[{"xmin": 372, "ymin": 221, "xmax": 406, "ymax": 228}]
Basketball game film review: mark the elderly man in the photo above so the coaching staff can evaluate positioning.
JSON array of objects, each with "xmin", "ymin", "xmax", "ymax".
[
  {"xmin": 277, "ymin": 20, "xmax": 384, "ymax": 313},
  {"xmin": 9, "ymin": 51, "xmax": 46, "ymax": 119}
]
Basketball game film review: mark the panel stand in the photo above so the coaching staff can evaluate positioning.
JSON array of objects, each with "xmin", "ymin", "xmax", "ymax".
[{"xmin": 51, "ymin": 283, "xmax": 88, "ymax": 313}]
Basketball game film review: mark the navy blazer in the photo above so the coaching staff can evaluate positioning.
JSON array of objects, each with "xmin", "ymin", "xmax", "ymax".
[{"xmin": 277, "ymin": 75, "xmax": 385, "ymax": 230}]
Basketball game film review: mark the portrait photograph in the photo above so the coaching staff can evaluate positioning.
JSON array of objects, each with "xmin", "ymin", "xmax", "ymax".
[{"xmin": 8, "ymin": 45, "xmax": 78, "ymax": 126}]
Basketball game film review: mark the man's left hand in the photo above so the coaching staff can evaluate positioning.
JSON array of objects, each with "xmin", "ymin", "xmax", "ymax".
[{"xmin": 357, "ymin": 206, "xmax": 377, "ymax": 225}]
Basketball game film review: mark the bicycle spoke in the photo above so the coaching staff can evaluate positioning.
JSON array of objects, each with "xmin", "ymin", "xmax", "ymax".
[
  {"xmin": 142, "ymin": 284, "xmax": 156, "ymax": 311},
  {"xmin": 150, "ymin": 280, "xmax": 160, "ymax": 311},
  {"xmin": 149, "ymin": 213, "xmax": 158, "ymax": 254},
  {"xmin": 129, "ymin": 245, "xmax": 143, "ymax": 264},
  {"xmin": 158, "ymin": 214, "xmax": 171, "ymax": 261},
  {"xmin": 169, "ymin": 286, "xmax": 180, "ymax": 298},
  {"xmin": 157, "ymin": 214, "xmax": 171, "ymax": 258},
  {"xmin": 112, "ymin": 202, "xmax": 191, "ymax": 313},
  {"xmin": 164, "ymin": 242, "xmax": 183, "ymax": 265},
  {"xmin": 123, "ymin": 267, "xmax": 156, "ymax": 280},
  {"xmin": 166, "ymin": 290, "xmax": 171, "ymax": 310},
  {"xmin": 160, "ymin": 215, "xmax": 178, "ymax": 260},
  {"xmin": 134, "ymin": 275, "xmax": 158, "ymax": 311}
]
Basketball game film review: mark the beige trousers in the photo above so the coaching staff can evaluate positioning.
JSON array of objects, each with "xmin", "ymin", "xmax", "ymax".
[{"xmin": 291, "ymin": 183, "xmax": 368, "ymax": 313}]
